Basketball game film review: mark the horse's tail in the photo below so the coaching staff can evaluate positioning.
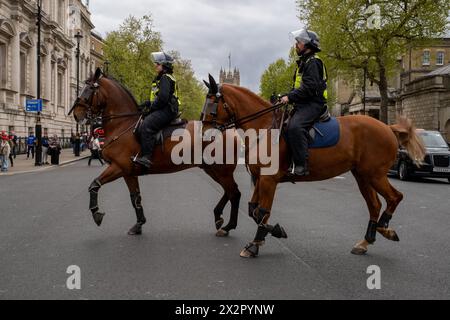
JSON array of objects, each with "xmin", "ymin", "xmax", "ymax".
[{"xmin": 389, "ymin": 116, "xmax": 426, "ymax": 166}]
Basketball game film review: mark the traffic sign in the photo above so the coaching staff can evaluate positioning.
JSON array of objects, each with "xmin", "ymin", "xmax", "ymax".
[{"xmin": 26, "ymin": 99, "xmax": 43, "ymax": 112}]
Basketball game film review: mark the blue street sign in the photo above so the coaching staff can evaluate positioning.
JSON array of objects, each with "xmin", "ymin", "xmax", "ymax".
[{"xmin": 26, "ymin": 99, "xmax": 43, "ymax": 112}]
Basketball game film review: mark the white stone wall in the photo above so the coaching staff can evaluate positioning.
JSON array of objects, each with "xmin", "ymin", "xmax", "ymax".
[{"xmin": 0, "ymin": 0, "xmax": 93, "ymax": 137}]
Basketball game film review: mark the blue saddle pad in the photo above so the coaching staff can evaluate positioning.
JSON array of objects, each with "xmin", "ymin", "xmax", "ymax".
[{"xmin": 309, "ymin": 117, "xmax": 340, "ymax": 148}]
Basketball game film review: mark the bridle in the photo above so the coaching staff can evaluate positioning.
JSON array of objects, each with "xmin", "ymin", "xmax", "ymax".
[
  {"xmin": 69, "ymin": 75, "xmax": 141, "ymax": 123},
  {"xmin": 69, "ymin": 74, "xmax": 142, "ymax": 150},
  {"xmin": 201, "ymin": 86, "xmax": 285, "ymax": 131}
]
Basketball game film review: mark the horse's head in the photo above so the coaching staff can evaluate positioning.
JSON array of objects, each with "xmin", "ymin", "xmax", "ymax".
[
  {"xmin": 201, "ymin": 74, "xmax": 237, "ymax": 130},
  {"xmin": 69, "ymin": 68, "xmax": 106, "ymax": 125}
]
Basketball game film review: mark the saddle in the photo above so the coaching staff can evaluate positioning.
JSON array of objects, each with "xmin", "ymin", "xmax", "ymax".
[
  {"xmin": 135, "ymin": 113, "xmax": 187, "ymax": 150},
  {"xmin": 281, "ymin": 108, "xmax": 340, "ymax": 149}
]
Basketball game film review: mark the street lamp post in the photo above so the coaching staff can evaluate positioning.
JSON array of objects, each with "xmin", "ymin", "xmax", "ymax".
[
  {"xmin": 35, "ymin": 0, "xmax": 42, "ymax": 166},
  {"xmin": 74, "ymin": 31, "xmax": 83, "ymax": 157},
  {"xmin": 363, "ymin": 66, "xmax": 367, "ymax": 116}
]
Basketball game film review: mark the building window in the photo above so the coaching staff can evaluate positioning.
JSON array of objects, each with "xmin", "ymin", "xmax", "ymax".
[
  {"xmin": 0, "ymin": 43, "xmax": 6, "ymax": 87},
  {"xmin": 20, "ymin": 52, "xmax": 27, "ymax": 93},
  {"xmin": 422, "ymin": 50, "xmax": 430, "ymax": 66},
  {"xmin": 57, "ymin": 71, "xmax": 65, "ymax": 107},
  {"xmin": 437, "ymin": 51, "xmax": 445, "ymax": 66}
]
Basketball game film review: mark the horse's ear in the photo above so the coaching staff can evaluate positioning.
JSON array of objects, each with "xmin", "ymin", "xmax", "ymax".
[
  {"xmin": 208, "ymin": 74, "xmax": 218, "ymax": 94},
  {"xmin": 203, "ymin": 80, "xmax": 211, "ymax": 90},
  {"xmin": 94, "ymin": 67, "xmax": 103, "ymax": 81}
]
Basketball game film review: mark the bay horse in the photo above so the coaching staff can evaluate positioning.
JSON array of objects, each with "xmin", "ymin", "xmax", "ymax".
[
  {"xmin": 70, "ymin": 68, "xmax": 241, "ymax": 237},
  {"xmin": 202, "ymin": 75, "xmax": 425, "ymax": 258}
]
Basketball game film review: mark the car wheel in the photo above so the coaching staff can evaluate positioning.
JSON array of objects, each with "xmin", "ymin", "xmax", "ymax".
[{"xmin": 398, "ymin": 161, "xmax": 409, "ymax": 181}]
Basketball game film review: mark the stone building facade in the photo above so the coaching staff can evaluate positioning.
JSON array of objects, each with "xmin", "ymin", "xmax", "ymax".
[
  {"xmin": 0, "ymin": 0, "xmax": 98, "ymax": 138},
  {"xmin": 393, "ymin": 67, "xmax": 450, "ymax": 142}
]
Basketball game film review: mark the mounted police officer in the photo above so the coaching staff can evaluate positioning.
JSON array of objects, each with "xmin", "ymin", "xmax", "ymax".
[
  {"xmin": 280, "ymin": 28, "xmax": 328, "ymax": 176},
  {"xmin": 134, "ymin": 52, "xmax": 180, "ymax": 168}
]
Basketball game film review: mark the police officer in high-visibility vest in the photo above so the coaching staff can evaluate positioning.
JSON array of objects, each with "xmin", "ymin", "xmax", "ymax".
[
  {"xmin": 280, "ymin": 29, "xmax": 328, "ymax": 176},
  {"xmin": 134, "ymin": 52, "xmax": 180, "ymax": 168}
]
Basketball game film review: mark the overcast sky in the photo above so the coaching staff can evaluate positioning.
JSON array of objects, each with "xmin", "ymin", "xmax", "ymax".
[{"xmin": 89, "ymin": 0, "xmax": 302, "ymax": 92}]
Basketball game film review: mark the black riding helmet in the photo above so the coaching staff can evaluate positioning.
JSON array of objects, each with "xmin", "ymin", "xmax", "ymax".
[
  {"xmin": 289, "ymin": 29, "xmax": 321, "ymax": 52},
  {"xmin": 151, "ymin": 52, "xmax": 174, "ymax": 72}
]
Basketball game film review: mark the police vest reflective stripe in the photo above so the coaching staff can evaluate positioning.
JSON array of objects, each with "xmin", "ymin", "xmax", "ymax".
[
  {"xmin": 294, "ymin": 55, "xmax": 328, "ymax": 100},
  {"xmin": 150, "ymin": 74, "xmax": 181, "ymax": 106}
]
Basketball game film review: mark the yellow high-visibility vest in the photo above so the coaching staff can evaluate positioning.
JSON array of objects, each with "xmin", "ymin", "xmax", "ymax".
[
  {"xmin": 150, "ymin": 74, "xmax": 181, "ymax": 106},
  {"xmin": 293, "ymin": 55, "xmax": 328, "ymax": 101}
]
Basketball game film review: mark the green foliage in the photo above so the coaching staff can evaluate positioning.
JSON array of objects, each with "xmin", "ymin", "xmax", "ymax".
[
  {"xmin": 259, "ymin": 49, "xmax": 297, "ymax": 100},
  {"xmin": 103, "ymin": 15, "xmax": 205, "ymax": 120},
  {"xmin": 296, "ymin": 0, "xmax": 450, "ymax": 122}
]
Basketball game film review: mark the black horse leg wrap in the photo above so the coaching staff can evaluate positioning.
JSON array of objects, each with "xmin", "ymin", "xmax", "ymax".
[
  {"xmin": 377, "ymin": 211, "xmax": 392, "ymax": 229},
  {"xmin": 130, "ymin": 192, "xmax": 146, "ymax": 225},
  {"xmin": 255, "ymin": 226, "xmax": 269, "ymax": 242},
  {"xmin": 254, "ymin": 208, "xmax": 270, "ymax": 226},
  {"xmin": 89, "ymin": 179, "xmax": 102, "ymax": 212},
  {"xmin": 365, "ymin": 220, "xmax": 378, "ymax": 244},
  {"xmin": 248, "ymin": 202, "xmax": 258, "ymax": 220}
]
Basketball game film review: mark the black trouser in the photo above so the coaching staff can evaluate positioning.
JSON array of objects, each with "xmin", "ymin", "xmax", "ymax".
[
  {"xmin": 89, "ymin": 150, "xmax": 104, "ymax": 166},
  {"xmin": 27, "ymin": 146, "xmax": 35, "ymax": 159},
  {"xmin": 287, "ymin": 103, "xmax": 326, "ymax": 166},
  {"xmin": 140, "ymin": 109, "xmax": 175, "ymax": 156}
]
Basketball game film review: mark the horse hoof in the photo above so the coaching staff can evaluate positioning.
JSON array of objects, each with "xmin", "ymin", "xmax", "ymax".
[
  {"xmin": 351, "ymin": 239, "xmax": 369, "ymax": 255},
  {"xmin": 240, "ymin": 242, "xmax": 259, "ymax": 258},
  {"xmin": 391, "ymin": 231, "xmax": 400, "ymax": 242},
  {"xmin": 351, "ymin": 247, "xmax": 367, "ymax": 255},
  {"xmin": 215, "ymin": 229, "xmax": 229, "ymax": 237},
  {"xmin": 92, "ymin": 212, "xmax": 105, "ymax": 227},
  {"xmin": 128, "ymin": 224, "xmax": 142, "ymax": 236},
  {"xmin": 215, "ymin": 218, "xmax": 224, "ymax": 230}
]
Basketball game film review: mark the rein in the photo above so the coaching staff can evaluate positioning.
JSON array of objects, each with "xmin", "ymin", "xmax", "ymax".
[{"xmin": 217, "ymin": 102, "xmax": 285, "ymax": 131}]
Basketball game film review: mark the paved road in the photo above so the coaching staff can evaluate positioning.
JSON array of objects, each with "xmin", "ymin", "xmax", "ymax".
[{"xmin": 0, "ymin": 160, "xmax": 449, "ymax": 300}]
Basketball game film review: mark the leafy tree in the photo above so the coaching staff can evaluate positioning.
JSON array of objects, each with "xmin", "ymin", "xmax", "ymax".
[
  {"xmin": 297, "ymin": 0, "xmax": 450, "ymax": 123},
  {"xmin": 103, "ymin": 15, "xmax": 205, "ymax": 120}
]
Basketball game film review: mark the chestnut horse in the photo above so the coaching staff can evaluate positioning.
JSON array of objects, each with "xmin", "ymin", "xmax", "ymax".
[
  {"xmin": 70, "ymin": 69, "xmax": 241, "ymax": 237},
  {"xmin": 202, "ymin": 75, "xmax": 425, "ymax": 258}
]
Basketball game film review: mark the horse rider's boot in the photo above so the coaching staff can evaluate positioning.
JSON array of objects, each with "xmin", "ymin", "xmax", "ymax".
[
  {"xmin": 288, "ymin": 161, "xmax": 309, "ymax": 176},
  {"xmin": 134, "ymin": 154, "xmax": 153, "ymax": 168}
]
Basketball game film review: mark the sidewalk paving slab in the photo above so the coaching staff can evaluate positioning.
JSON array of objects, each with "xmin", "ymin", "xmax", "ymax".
[{"xmin": 0, "ymin": 149, "xmax": 90, "ymax": 176}]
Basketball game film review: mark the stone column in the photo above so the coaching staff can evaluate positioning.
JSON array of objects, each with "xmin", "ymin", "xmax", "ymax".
[{"xmin": 11, "ymin": 28, "xmax": 20, "ymax": 105}]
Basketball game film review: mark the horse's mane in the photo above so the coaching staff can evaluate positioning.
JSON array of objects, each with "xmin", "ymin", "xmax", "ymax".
[
  {"xmin": 222, "ymin": 84, "xmax": 271, "ymax": 109},
  {"xmin": 102, "ymin": 75, "xmax": 139, "ymax": 108}
]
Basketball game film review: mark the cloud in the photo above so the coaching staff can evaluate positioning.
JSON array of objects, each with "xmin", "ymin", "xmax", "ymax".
[{"xmin": 90, "ymin": 0, "xmax": 303, "ymax": 92}]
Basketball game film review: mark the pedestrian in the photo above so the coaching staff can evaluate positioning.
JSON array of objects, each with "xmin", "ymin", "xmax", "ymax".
[
  {"xmin": 48, "ymin": 135, "xmax": 61, "ymax": 165},
  {"xmin": 70, "ymin": 133, "xmax": 76, "ymax": 154},
  {"xmin": 9, "ymin": 131, "xmax": 17, "ymax": 159},
  {"xmin": 0, "ymin": 132, "xmax": 11, "ymax": 172},
  {"xmin": 42, "ymin": 135, "xmax": 50, "ymax": 165},
  {"xmin": 26, "ymin": 132, "xmax": 36, "ymax": 159},
  {"xmin": 88, "ymin": 133, "xmax": 104, "ymax": 166}
]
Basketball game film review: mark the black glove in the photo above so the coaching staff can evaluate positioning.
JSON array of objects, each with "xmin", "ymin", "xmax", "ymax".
[{"xmin": 139, "ymin": 101, "xmax": 152, "ymax": 116}]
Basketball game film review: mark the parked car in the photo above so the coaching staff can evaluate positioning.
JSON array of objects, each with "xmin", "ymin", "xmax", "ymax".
[{"xmin": 389, "ymin": 130, "xmax": 450, "ymax": 183}]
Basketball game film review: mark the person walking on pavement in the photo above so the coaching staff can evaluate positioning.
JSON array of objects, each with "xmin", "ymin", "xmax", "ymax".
[
  {"xmin": 26, "ymin": 132, "xmax": 36, "ymax": 159},
  {"xmin": 0, "ymin": 133, "xmax": 11, "ymax": 172},
  {"xmin": 48, "ymin": 135, "xmax": 61, "ymax": 165},
  {"xmin": 42, "ymin": 135, "xmax": 50, "ymax": 165},
  {"xmin": 88, "ymin": 133, "xmax": 104, "ymax": 166},
  {"xmin": 9, "ymin": 131, "xmax": 17, "ymax": 159}
]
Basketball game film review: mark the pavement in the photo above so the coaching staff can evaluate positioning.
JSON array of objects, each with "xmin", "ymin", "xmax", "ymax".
[
  {"xmin": 0, "ymin": 160, "xmax": 449, "ymax": 300},
  {"xmin": 1, "ymin": 148, "xmax": 90, "ymax": 176}
]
